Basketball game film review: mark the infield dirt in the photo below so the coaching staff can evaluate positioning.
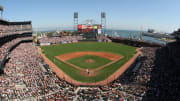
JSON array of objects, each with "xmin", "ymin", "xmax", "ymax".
[
  {"xmin": 55, "ymin": 51, "xmax": 123, "ymax": 76},
  {"xmin": 37, "ymin": 46, "xmax": 142, "ymax": 86}
]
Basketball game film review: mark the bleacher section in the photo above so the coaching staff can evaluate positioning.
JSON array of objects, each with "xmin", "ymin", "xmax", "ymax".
[
  {"xmin": 0, "ymin": 19, "xmax": 32, "ymax": 73},
  {"xmin": 0, "ymin": 19, "xmax": 32, "ymax": 38}
]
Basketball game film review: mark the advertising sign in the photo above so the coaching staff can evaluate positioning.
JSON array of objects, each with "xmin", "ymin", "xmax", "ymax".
[
  {"xmin": 82, "ymin": 25, "xmax": 87, "ymax": 29},
  {"xmin": 98, "ymin": 25, "xmax": 102, "ymax": 29},
  {"xmin": 101, "ymin": 29, "xmax": 104, "ymax": 33},
  {"xmin": 87, "ymin": 26, "xmax": 93, "ymax": 29},
  {"xmin": 98, "ymin": 29, "xmax": 102, "ymax": 34},
  {"xmin": 78, "ymin": 25, "xmax": 82, "ymax": 29},
  {"xmin": 93, "ymin": 25, "xmax": 98, "ymax": 29},
  {"xmin": 40, "ymin": 43, "xmax": 51, "ymax": 46}
]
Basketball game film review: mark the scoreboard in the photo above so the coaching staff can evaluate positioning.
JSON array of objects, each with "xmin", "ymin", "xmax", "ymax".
[{"xmin": 78, "ymin": 24, "xmax": 102, "ymax": 34}]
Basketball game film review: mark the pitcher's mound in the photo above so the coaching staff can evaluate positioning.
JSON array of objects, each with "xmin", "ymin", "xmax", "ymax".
[{"xmin": 85, "ymin": 59, "xmax": 94, "ymax": 63}]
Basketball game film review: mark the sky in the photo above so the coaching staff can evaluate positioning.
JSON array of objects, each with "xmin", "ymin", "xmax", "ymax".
[{"xmin": 0, "ymin": 0, "xmax": 180, "ymax": 32}]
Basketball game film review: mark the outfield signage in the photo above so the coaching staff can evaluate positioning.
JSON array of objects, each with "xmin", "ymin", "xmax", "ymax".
[
  {"xmin": 98, "ymin": 29, "xmax": 102, "ymax": 34},
  {"xmin": 40, "ymin": 43, "xmax": 51, "ymax": 46}
]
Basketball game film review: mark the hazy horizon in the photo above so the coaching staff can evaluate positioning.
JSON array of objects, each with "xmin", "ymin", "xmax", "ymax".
[{"xmin": 1, "ymin": 0, "xmax": 180, "ymax": 33}]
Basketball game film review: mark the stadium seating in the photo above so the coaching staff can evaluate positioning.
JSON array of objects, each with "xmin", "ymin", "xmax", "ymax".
[{"xmin": 0, "ymin": 19, "xmax": 32, "ymax": 38}]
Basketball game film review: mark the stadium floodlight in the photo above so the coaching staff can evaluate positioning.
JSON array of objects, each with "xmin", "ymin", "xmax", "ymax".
[
  {"xmin": 0, "ymin": 5, "xmax": 3, "ymax": 18},
  {"xmin": 0, "ymin": 5, "xmax": 3, "ymax": 11},
  {"xmin": 101, "ymin": 12, "xmax": 106, "ymax": 18},
  {"xmin": 74, "ymin": 12, "xmax": 78, "ymax": 18},
  {"xmin": 101, "ymin": 12, "xmax": 106, "ymax": 34},
  {"xmin": 74, "ymin": 12, "xmax": 78, "ymax": 31}
]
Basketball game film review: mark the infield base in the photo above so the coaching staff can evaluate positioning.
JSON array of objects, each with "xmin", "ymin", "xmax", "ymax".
[{"xmin": 56, "ymin": 51, "xmax": 123, "ymax": 77}]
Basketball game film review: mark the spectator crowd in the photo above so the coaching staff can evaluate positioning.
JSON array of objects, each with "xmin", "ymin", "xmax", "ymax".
[
  {"xmin": 0, "ymin": 37, "xmax": 32, "ymax": 63},
  {"xmin": 1, "ymin": 42, "xmax": 77, "ymax": 100},
  {"xmin": 0, "ymin": 20, "xmax": 32, "ymax": 37},
  {"xmin": 38, "ymin": 34, "xmax": 112, "ymax": 44},
  {"xmin": 39, "ymin": 36, "xmax": 83, "ymax": 44},
  {"xmin": 0, "ymin": 33, "xmax": 179, "ymax": 101}
]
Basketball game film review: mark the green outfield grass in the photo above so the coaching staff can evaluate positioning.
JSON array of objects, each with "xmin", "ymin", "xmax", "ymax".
[
  {"xmin": 67, "ymin": 55, "xmax": 112, "ymax": 69},
  {"xmin": 41, "ymin": 42, "xmax": 137, "ymax": 83}
]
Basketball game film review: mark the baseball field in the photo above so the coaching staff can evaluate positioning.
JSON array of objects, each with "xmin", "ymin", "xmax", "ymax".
[{"xmin": 40, "ymin": 42, "xmax": 137, "ymax": 83}]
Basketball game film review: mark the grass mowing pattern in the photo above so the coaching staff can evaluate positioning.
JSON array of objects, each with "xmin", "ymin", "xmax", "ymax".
[
  {"xmin": 67, "ymin": 55, "xmax": 112, "ymax": 69},
  {"xmin": 41, "ymin": 42, "xmax": 137, "ymax": 83}
]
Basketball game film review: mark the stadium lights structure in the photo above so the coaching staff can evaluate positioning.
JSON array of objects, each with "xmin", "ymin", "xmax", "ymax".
[
  {"xmin": 74, "ymin": 12, "xmax": 106, "ymax": 34},
  {"xmin": 74, "ymin": 12, "xmax": 78, "ymax": 31},
  {"xmin": 81, "ymin": 19, "xmax": 99, "ymax": 25},
  {"xmin": 0, "ymin": 5, "xmax": 3, "ymax": 18}
]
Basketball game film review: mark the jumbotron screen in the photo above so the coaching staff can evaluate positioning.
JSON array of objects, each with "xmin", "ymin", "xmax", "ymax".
[{"xmin": 78, "ymin": 24, "xmax": 102, "ymax": 33}]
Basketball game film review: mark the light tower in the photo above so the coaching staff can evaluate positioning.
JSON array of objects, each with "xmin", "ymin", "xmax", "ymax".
[
  {"xmin": 101, "ymin": 12, "xmax": 106, "ymax": 34},
  {"xmin": 139, "ymin": 26, "xmax": 144, "ymax": 41},
  {"xmin": 0, "ymin": 5, "xmax": 3, "ymax": 18},
  {"xmin": 74, "ymin": 12, "xmax": 78, "ymax": 31}
]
